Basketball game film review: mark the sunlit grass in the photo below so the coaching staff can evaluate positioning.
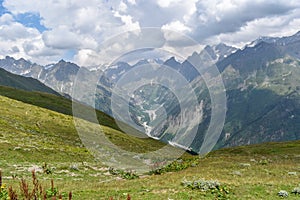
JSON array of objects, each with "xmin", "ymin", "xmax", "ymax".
[{"xmin": 0, "ymin": 91, "xmax": 300, "ymax": 199}]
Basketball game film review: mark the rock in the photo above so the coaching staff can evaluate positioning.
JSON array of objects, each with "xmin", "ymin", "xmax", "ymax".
[
  {"xmin": 288, "ymin": 171, "xmax": 297, "ymax": 176},
  {"xmin": 232, "ymin": 171, "xmax": 242, "ymax": 176},
  {"xmin": 28, "ymin": 165, "xmax": 43, "ymax": 173},
  {"xmin": 240, "ymin": 163, "xmax": 251, "ymax": 167},
  {"xmin": 278, "ymin": 190, "xmax": 288, "ymax": 197},
  {"xmin": 13, "ymin": 147, "xmax": 21, "ymax": 151}
]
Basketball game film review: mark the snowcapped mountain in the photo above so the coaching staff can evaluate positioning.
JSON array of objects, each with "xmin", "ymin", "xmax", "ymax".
[
  {"xmin": 1, "ymin": 30, "xmax": 300, "ymax": 153},
  {"xmin": 247, "ymin": 31, "xmax": 300, "ymax": 47},
  {"xmin": 0, "ymin": 57, "xmax": 112, "ymax": 113},
  {"xmin": 204, "ymin": 43, "xmax": 238, "ymax": 62}
]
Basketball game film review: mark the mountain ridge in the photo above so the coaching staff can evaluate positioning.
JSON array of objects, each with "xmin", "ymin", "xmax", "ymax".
[
  {"xmin": 0, "ymin": 67, "xmax": 61, "ymax": 96},
  {"xmin": 1, "ymin": 31, "xmax": 300, "ymax": 152}
]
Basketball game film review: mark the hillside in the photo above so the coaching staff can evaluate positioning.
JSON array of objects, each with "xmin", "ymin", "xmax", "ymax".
[
  {"xmin": 0, "ymin": 85, "xmax": 118, "ymax": 130},
  {"xmin": 0, "ymin": 68, "xmax": 60, "ymax": 96},
  {"xmin": 0, "ymin": 93, "xmax": 299, "ymax": 199},
  {"xmin": 0, "ymin": 86, "xmax": 167, "ymax": 151},
  {"xmin": 0, "ymin": 90, "xmax": 170, "ymax": 174},
  {"xmin": 91, "ymin": 140, "xmax": 300, "ymax": 200},
  {"xmin": 0, "ymin": 87, "xmax": 299, "ymax": 199}
]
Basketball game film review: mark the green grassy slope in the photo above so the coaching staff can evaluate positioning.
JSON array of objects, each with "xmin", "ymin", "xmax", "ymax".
[
  {"xmin": 92, "ymin": 140, "xmax": 300, "ymax": 200},
  {"xmin": 1, "ymin": 88, "xmax": 300, "ymax": 199},
  {"xmin": 0, "ymin": 85, "xmax": 120, "ymax": 130},
  {"xmin": 0, "ymin": 89, "xmax": 167, "ymax": 155},
  {"xmin": 0, "ymin": 68, "xmax": 60, "ymax": 95},
  {"xmin": 0, "ymin": 85, "xmax": 150, "ymax": 138},
  {"xmin": 0, "ymin": 92, "xmax": 168, "ymax": 187}
]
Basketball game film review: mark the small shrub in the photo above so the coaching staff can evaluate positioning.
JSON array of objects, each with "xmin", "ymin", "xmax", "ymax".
[
  {"xmin": 0, "ymin": 170, "xmax": 9, "ymax": 200},
  {"xmin": 149, "ymin": 158, "xmax": 199, "ymax": 175},
  {"xmin": 182, "ymin": 179, "xmax": 221, "ymax": 191},
  {"xmin": 182, "ymin": 179, "xmax": 230, "ymax": 199},
  {"xmin": 45, "ymin": 179, "xmax": 59, "ymax": 198},
  {"xmin": 42, "ymin": 163, "xmax": 52, "ymax": 174},
  {"xmin": 0, "ymin": 170, "xmax": 72, "ymax": 200},
  {"xmin": 259, "ymin": 159, "xmax": 268, "ymax": 165},
  {"xmin": 278, "ymin": 190, "xmax": 288, "ymax": 198},
  {"xmin": 108, "ymin": 168, "xmax": 139, "ymax": 180},
  {"xmin": 0, "ymin": 184, "xmax": 9, "ymax": 200}
]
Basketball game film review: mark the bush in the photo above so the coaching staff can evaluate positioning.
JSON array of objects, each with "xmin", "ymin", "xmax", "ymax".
[
  {"xmin": 182, "ymin": 179, "xmax": 220, "ymax": 191},
  {"xmin": 0, "ymin": 170, "xmax": 72, "ymax": 200},
  {"xmin": 42, "ymin": 163, "xmax": 52, "ymax": 174},
  {"xmin": 149, "ymin": 158, "xmax": 199, "ymax": 175},
  {"xmin": 108, "ymin": 168, "xmax": 139, "ymax": 180},
  {"xmin": 182, "ymin": 179, "xmax": 230, "ymax": 199},
  {"xmin": 0, "ymin": 184, "xmax": 9, "ymax": 200},
  {"xmin": 0, "ymin": 170, "xmax": 9, "ymax": 200}
]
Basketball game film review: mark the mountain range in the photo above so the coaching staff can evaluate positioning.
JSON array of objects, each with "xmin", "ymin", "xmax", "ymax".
[{"xmin": 0, "ymin": 31, "xmax": 300, "ymax": 153}]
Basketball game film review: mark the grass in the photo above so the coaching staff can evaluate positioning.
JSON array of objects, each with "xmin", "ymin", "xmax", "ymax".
[
  {"xmin": 0, "ymin": 68, "xmax": 59, "ymax": 96},
  {"xmin": 0, "ymin": 85, "xmax": 118, "ymax": 130},
  {"xmin": 0, "ymin": 86, "xmax": 157, "ymax": 144},
  {"xmin": 1, "ymin": 89, "xmax": 300, "ymax": 199}
]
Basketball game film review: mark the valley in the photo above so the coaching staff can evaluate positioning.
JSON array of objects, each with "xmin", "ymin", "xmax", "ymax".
[{"xmin": 0, "ymin": 24, "xmax": 299, "ymax": 199}]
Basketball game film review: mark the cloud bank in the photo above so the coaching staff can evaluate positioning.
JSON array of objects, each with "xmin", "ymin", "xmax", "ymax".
[{"xmin": 0, "ymin": 0, "xmax": 300, "ymax": 66}]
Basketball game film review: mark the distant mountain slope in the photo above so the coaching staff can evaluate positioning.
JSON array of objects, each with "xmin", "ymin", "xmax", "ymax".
[
  {"xmin": 1, "ymin": 31, "xmax": 300, "ymax": 153},
  {"xmin": 217, "ymin": 42, "xmax": 283, "ymax": 73},
  {"xmin": 204, "ymin": 43, "xmax": 237, "ymax": 62},
  {"xmin": 207, "ymin": 32, "xmax": 300, "ymax": 148},
  {"xmin": 0, "ymin": 68, "xmax": 60, "ymax": 95},
  {"xmin": 218, "ymin": 56, "xmax": 300, "ymax": 148},
  {"xmin": 0, "ymin": 57, "xmax": 113, "ymax": 114},
  {"xmin": 119, "ymin": 31, "xmax": 300, "ymax": 152}
]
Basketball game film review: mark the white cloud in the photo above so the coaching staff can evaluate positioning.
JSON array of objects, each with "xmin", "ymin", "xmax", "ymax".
[
  {"xmin": 187, "ymin": 0, "xmax": 300, "ymax": 44},
  {"xmin": 113, "ymin": 11, "xmax": 140, "ymax": 32},
  {"xmin": 2, "ymin": 0, "xmax": 140, "ymax": 65},
  {"xmin": 118, "ymin": 1, "xmax": 128, "ymax": 12},
  {"xmin": 0, "ymin": 23, "xmax": 38, "ymax": 41},
  {"xmin": 204, "ymin": 7, "xmax": 300, "ymax": 47},
  {"xmin": 127, "ymin": 0, "xmax": 136, "ymax": 5},
  {"xmin": 74, "ymin": 49, "xmax": 100, "ymax": 67},
  {"xmin": 162, "ymin": 21, "xmax": 191, "ymax": 33},
  {"xmin": 1, "ymin": 0, "xmax": 300, "ymax": 65},
  {"xmin": 157, "ymin": 0, "xmax": 182, "ymax": 8},
  {"xmin": 42, "ymin": 26, "xmax": 81, "ymax": 49},
  {"xmin": 0, "ymin": 13, "xmax": 14, "ymax": 24},
  {"xmin": 0, "ymin": 13, "xmax": 59, "ymax": 64}
]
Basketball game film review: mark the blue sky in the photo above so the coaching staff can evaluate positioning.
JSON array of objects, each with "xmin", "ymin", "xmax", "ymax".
[
  {"xmin": 14, "ymin": 13, "xmax": 47, "ymax": 32},
  {"xmin": 0, "ymin": 0, "xmax": 45, "ymax": 31},
  {"xmin": 0, "ymin": 0, "xmax": 300, "ymax": 66}
]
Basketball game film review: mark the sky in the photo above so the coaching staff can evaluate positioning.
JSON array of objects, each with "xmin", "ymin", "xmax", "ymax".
[{"xmin": 0, "ymin": 0, "xmax": 300, "ymax": 66}]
